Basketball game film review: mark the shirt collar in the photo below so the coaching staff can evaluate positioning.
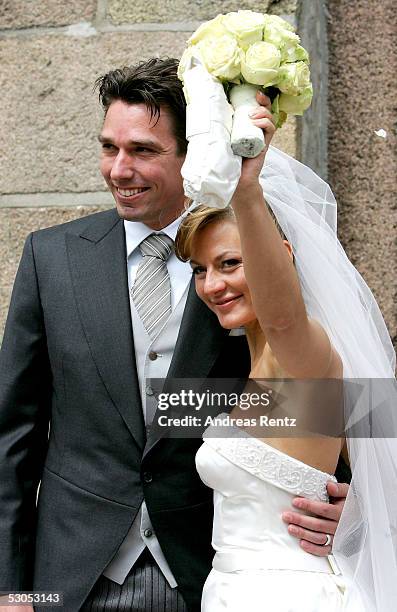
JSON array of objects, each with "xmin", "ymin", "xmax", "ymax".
[{"xmin": 124, "ymin": 217, "xmax": 182, "ymax": 259}]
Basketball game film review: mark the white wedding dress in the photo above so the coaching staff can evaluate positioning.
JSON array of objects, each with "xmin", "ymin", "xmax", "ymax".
[{"xmin": 196, "ymin": 415, "xmax": 347, "ymax": 611}]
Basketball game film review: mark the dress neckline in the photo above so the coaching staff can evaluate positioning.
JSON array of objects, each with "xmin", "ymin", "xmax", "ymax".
[{"xmin": 202, "ymin": 412, "xmax": 337, "ymax": 501}]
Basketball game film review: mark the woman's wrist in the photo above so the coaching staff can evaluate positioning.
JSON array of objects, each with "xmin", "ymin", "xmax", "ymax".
[{"xmin": 231, "ymin": 181, "xmax": 264, "ymax": 209}]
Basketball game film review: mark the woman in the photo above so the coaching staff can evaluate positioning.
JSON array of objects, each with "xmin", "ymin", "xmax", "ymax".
[{"xmin": 175, "ymin": 98, "xmax": 397, "ymax": 610}]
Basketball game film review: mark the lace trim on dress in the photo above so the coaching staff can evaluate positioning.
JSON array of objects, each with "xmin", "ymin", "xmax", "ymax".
[{"xmin": 203, "ymin": 415, "xmax": 337, "ymax": 502}]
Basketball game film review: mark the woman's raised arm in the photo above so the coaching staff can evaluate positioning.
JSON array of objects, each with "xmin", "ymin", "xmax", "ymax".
[{"xmin": 231, "ymin": 92, "xmax": 341, "ymax": 379}]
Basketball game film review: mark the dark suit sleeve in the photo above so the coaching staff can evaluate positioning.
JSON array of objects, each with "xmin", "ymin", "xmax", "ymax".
[
  {"xmin": 0, "ymin": 233, "xmax": 52, "ymax": 590},
  {"xmin": 335, "ymin": 454, "xmax": 351, "ymax": 484}
]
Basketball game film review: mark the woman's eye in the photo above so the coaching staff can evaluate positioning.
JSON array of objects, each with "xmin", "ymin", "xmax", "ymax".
[
  {"xmin": 192, "ymin": 266, "xmax": 206, "ymax": 276},
  {"xmin": 223, "ymin": 259, "xmax": 241, "ymax": 267}
]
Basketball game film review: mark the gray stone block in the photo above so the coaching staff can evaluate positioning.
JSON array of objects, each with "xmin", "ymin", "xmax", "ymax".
[
  {"xmin": 270, "ymin": 0, "xmax": 297, "ymax": 15},
  {"xmin": 0, "ymin": 0, "xmax": 97, "ymax": 30},
  {"xmin": 1, "ymin": 30, "xmax": 296, "ymax": 197},
  {"xmin": 0, "ymin": 31, "xmax": 188, "ymax": 195},
  {"xmin": 328, "ymin": 0, "xmax": 397, "ymax": 347},
  {"xmin": 0, "ymin": 206, "xmax": 108, "ymax": 339},
  {"xmin": 298, "ymin": 0, "xmax": 328, "ymax": 181},
  {"xmin": 272, "ymin": 116, "xmax": 297, "ymax": 159},
  {"xmin": 108, "ymin": 0, "xmax": 274, "ymax": 25}
]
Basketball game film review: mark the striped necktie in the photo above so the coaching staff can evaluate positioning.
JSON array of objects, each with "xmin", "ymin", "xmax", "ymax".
[{"xmin": 132, "ymin": 233, "xmax": 174, "ymax": 340}]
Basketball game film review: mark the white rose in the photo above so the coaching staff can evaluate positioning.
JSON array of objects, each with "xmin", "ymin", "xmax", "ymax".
[
  {"xmin": 277, "ymin": 61, "xmax": 311, "ymax": 96},
  {"xmin": 263, "ymin": 15, "xmax": 301, "ymax": 62},
  {"xmin": 241, "ymin": 41, "xmax": 281, "ymax": 86},
  {"xmin": 188, "ymin": 14, "xmax": 228, "ymax": 45},
  {"xmin": 264, "ymin": 14, "xmax": 296, "ymax": 33},
  {"xmin": 197, "ymin": 35, "xmax": 242, "ymax": 81},
  {"xmin": 222, "ymin": 10, "xmax": 266, "ymax": 50},
  {"xmin": 284, "ymin": 43, "xmax": 309, "ymax": 63},
  {"xmin": 266, "ymin": 27, "xmax": 300, "ymax": 54},
  {"xmin": 279, "ymin": 84, "xmax": 313, "ymax": 115}
]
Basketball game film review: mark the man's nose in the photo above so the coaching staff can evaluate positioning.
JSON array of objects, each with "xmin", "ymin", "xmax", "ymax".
[{"xmin": 110, "ymin": 150, "xmax": 134, "ymax": 181}]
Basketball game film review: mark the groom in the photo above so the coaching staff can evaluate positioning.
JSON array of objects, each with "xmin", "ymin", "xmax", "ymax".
[{"xmin": 0, "ymin": 58, "xmax": 348, "ymax": 612}]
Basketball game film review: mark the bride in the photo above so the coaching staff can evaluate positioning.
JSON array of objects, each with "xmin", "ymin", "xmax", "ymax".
[{"xmin": 175, "ymin": 94, "xmax": 397, "ymax": 610}]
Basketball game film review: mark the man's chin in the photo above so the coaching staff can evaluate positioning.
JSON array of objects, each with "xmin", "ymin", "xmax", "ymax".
[
  {"xmin": 116, "ymin": 207, "xmax": 138, "ymax": 221},
  {"xmin": 115, "ymin": 204, "xmax": 169, "ymax": 230},
  {"xmin": 114, "ymin": 199, "xmax": 184, "ymax": 229},
  {"xmin": 115, "ymin": 202, "xmax": 145, "ymax": 223}
]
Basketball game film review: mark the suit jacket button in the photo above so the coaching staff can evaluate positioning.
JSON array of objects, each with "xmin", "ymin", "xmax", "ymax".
[
  {"xmin": 143, "ymin": 471, "xmax": 153, "ymax": 483},
  {"xmin": 144, "ymin": 528, "xmax": 153, "ymax": 538},
  {"xmin": 148, "ymin": 351, "xmax": 158, "ymax": 361}
]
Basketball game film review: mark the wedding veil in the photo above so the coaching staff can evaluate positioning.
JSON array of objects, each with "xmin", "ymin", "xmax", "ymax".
[
  {"xmin": 180, "ymin": 59, "xmax": 397, "ymax": 608},
  {"xmin": 259, "ymin": 147, "xmax": 397, "ymax": 610},
  {"xmin": 184, "ymin": 142, "xmax": 397, "ymax": 610}
]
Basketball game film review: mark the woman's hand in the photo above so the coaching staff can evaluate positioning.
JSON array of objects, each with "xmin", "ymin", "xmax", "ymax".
[{"xmin": 251, "ymin": 90, "xmax": 276, "ymax": 150}]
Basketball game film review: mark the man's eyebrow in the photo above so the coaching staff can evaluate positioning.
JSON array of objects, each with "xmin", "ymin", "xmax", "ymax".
[{"xmin": 97, "ymin": 135, "xmax": 160, "ymax": 149}]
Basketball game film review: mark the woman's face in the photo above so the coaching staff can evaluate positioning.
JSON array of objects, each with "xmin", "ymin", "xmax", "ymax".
[{"xmin": 190, "ymin": 220, "xmax": 257, "ymax": 329}]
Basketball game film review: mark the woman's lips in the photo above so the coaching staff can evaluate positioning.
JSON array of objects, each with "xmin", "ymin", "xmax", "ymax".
[{"xmin": 213, "ymin": 295, "xmax": 242, "ymax": 311}]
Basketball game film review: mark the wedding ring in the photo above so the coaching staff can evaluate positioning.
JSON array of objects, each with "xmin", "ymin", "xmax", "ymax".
[{"xmin": 323, "ymin": 533, "xmax": 332, "ymax": 547}]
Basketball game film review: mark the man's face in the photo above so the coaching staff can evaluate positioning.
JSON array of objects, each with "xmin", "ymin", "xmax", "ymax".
[{"xmin": 99, "ymin": 100, "xmax": 186, "ymax": 229}]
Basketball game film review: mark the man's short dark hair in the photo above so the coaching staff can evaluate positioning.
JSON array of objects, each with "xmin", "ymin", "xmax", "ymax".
[{"xmin": 94, "ymin": 57, "xmax": 187, "ymax": 155}]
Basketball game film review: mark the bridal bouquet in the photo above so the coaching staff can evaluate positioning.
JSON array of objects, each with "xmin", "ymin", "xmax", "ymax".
[{"xmin": 178, "ymin": 10, "xmax": 313, "ymax": 158}]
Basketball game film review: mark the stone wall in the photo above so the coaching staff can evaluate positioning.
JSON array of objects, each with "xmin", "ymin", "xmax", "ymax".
[
  {"xmin": 1, "ymin": 0, "xmax": 395, "ymax": 354},
  {"xmin": 327, "ymin": 0, "xmax": 396, "ymax": 348},
  {"xmin": 0, "ymin": 0, "xmax": 297, "ymax": 338}
]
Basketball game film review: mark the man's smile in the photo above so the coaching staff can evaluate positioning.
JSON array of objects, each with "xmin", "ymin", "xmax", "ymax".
[
  {"xmin": 116, "ymin": 187, "xmax": 149, "ymax": 197},
  {"xmin": 100, "ymin": 101, "xmax": 186, "ymax": 228}
]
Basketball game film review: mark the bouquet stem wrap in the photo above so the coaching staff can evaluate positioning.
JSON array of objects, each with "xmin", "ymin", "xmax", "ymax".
[
  {"xmin": 229, "ymin": 84, "xmax": 265, "ymax": 157},
  {"xmin": 181, "ymin": 54, "xmax": 242, "ymax": 209}
]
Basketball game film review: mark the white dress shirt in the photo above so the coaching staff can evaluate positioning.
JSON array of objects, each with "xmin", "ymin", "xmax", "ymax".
[{"xmin": 103, "ymin": 217, "xmax": 191, "ymax": 587}]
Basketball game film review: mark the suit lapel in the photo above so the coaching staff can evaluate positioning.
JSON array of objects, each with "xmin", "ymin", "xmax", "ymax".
[
  {"xmin": 167, "ymin": 280, "xmax": 229, "ymax": 379},
  {"xmin": 66, "ymin": 210, "xmax": 145, "ymax": 451},
  {"xmin": 143, "ymin": 279, "xmax": 228, "ymax": 457}
]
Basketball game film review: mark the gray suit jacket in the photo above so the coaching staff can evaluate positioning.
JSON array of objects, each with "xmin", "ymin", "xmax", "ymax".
[{"xmin": 0, "ymin": 209, "xmax": 250, "ymax": 611}]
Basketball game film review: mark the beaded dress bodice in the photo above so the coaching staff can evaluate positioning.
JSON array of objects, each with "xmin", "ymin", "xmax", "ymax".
[{"xmin": 195, "ymin": 414, "xmax": 337, "ymax": 563}]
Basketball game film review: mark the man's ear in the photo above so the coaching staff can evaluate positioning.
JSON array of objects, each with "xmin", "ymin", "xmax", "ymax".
[{"xmin": 283, "ymin": 240, "xmax": 294, "ymax": 261}]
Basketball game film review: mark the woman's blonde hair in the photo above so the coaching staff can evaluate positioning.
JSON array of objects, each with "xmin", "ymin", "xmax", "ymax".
[
  {"xmin": 175, "ymin": 204, "xmax": 287, "ymax": 262},
  {"xmin": 175, "ymin": 205, "xmax": 236, "ymax": 262}
]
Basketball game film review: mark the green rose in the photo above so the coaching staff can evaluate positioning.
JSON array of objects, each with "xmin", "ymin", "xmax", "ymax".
[
  {"xmin": 222, "ymin": 10, "xmax": 265, "ymax": 50},
  {"xmin": 241, "ymin": 41, "xmax": 281, "ymax": 86},
  {"xmin": 279, "ymin": 84, "xmax": 313, "ymax": 115},
  {"xmin": 188, "ymin": 14, "xmax": 227, "ymax": 45},
  {"xmin": 197, "ymin": 35, "xmax": 242, "ymax": 81},
  {"xmin": 277, "ymin": 61, "xmax": 311, "ymax": 96}
]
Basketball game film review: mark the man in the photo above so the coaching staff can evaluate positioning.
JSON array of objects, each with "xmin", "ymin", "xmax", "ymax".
[{"xmin": 0, "ymin": 58, "xmax": 348, "ymax": 612}]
